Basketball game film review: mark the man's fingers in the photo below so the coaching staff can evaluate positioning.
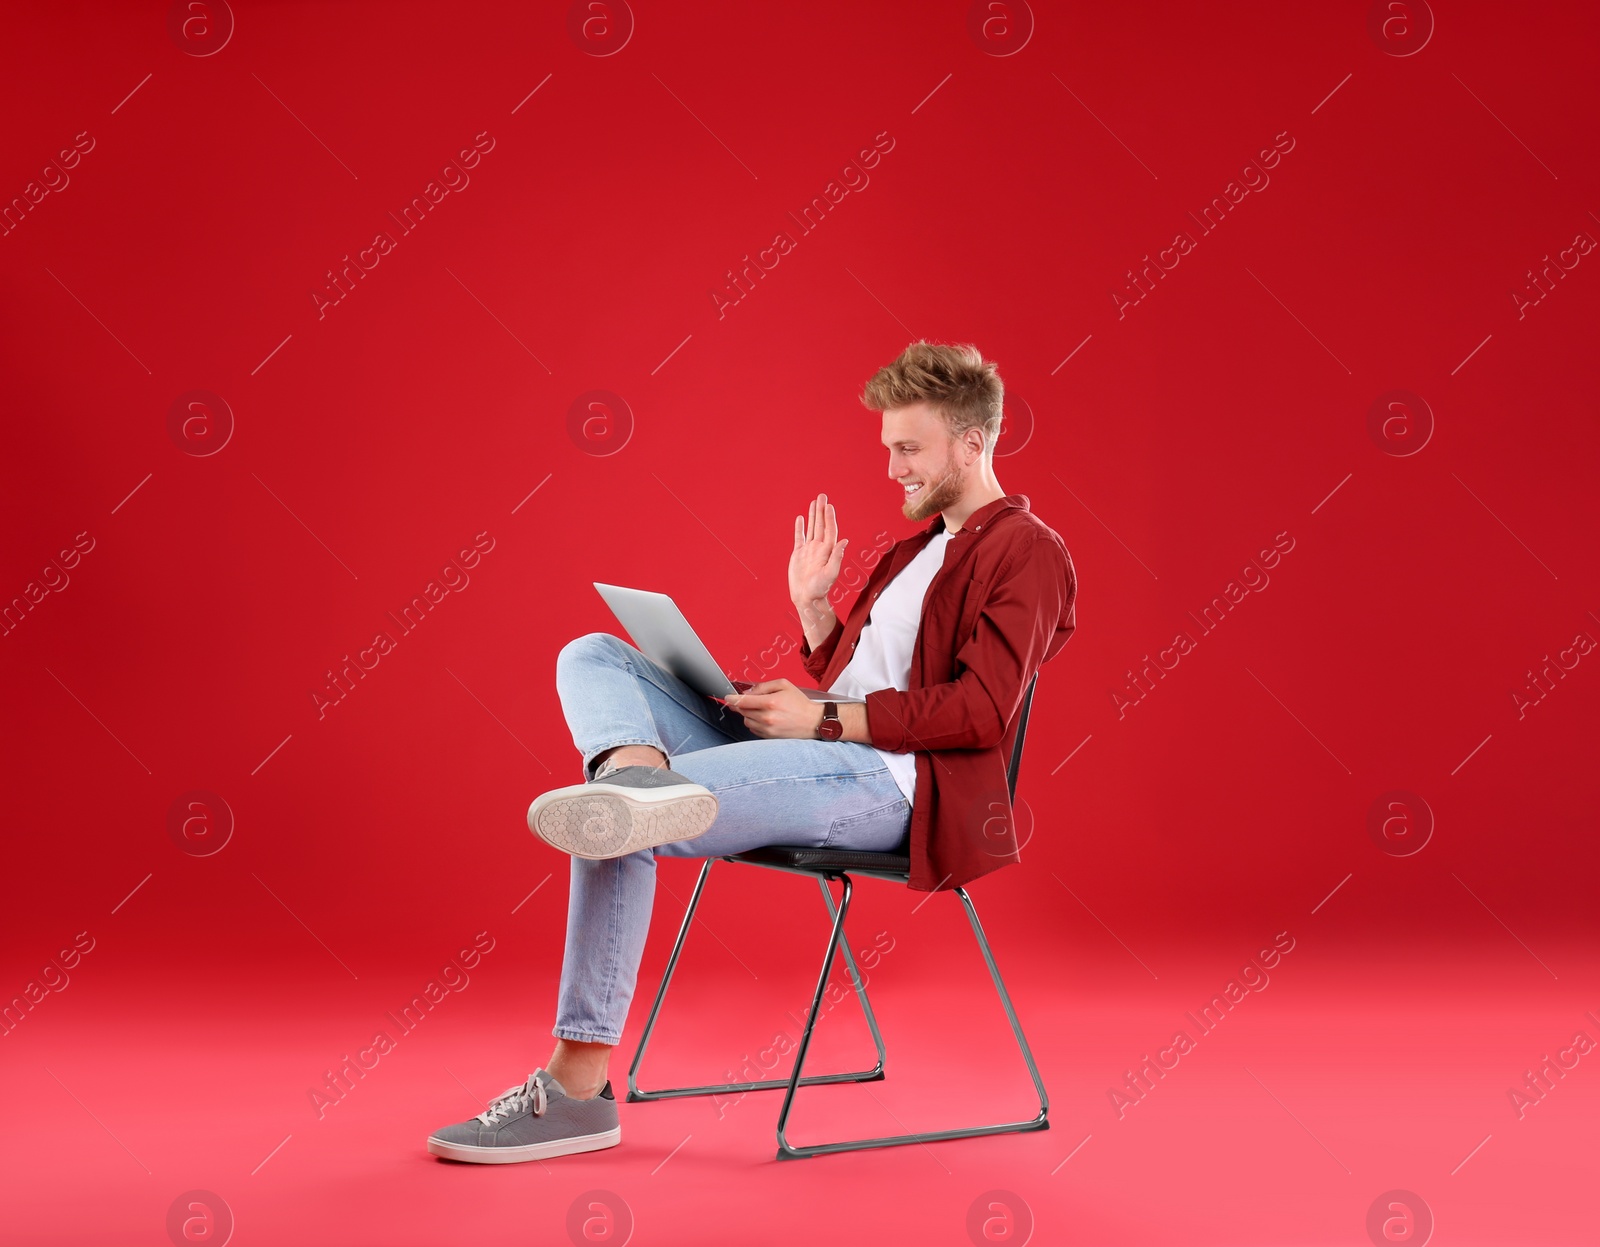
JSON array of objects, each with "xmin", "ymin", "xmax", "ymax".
[{"xmin": 731, "ymin": 680, "xmax": 789, "ymax": 699}]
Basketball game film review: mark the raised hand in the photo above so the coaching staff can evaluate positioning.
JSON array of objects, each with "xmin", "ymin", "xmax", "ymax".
[{"xmin": 788, "ymin": 492, "xmax": 849, "ymax": 608}]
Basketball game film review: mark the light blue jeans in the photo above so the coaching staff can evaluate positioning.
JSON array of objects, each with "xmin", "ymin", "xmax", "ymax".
[{"xmin": 551, "ymin": 631, "xmax": 911, "ymax": 1045}]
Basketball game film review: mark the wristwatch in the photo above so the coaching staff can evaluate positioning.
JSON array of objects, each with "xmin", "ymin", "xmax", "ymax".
[{"xmin": 817, "ymin": 702, "xmax": 843, "ymax": 741}]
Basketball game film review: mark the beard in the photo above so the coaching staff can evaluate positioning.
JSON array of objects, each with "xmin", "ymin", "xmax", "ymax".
[{"xmin": 901, "ymin": 456, "xmax": 967, "ymax": 523}]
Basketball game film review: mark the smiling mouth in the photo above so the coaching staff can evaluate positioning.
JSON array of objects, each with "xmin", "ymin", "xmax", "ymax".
[{"xmin": 902, "ymin": 482, "xmax": 924, "ymax": 498}]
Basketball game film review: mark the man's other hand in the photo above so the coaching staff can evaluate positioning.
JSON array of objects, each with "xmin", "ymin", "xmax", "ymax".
[{"xmin": 721, "ymin": 680, "xmax": 825, "ymax": 739}]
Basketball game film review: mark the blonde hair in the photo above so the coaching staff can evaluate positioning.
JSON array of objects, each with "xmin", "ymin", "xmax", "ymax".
[{"xmin": 861, "ymin": 340, "xmax": 1004, "ymax": 456}]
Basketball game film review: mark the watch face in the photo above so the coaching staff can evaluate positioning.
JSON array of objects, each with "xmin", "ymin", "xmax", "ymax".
[{"xmin": 820, "ymin": 719, "xmax": 843, "ymax": 740}]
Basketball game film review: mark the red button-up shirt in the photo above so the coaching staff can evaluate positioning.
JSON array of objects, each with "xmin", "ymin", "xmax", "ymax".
[{"xmin": 799, "ymin": 494, "xmax": 1077, "ymax": 891}]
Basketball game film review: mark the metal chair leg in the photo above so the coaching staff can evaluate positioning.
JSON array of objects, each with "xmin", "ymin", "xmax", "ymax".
[
  {"xmin": 627, "ymin": 860, "xmax": 887, "ymax": 1103},
  {"xmin": 816, "ymin": 875, "xmax": 888, "ymax": 1076},
  {"xmin": 775, "ymin": 879, "xmax": 1050, "ymax": 1159},
  {"xmin": 955, "ymin": 884, "xmax": 1050, "ymax": 1120},
  {"xmin": 775, "ymin": 874, "xmax": 856, "ymax": 1155},
  {"xmin": 626, "ymin": 859, "xmax": 715, "ymax": 1103}
]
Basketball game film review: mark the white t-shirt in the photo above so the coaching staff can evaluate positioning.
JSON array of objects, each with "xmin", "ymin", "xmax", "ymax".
[{"xmin": 826, "ymin": 530, "xmax": 954, "ymax": 805}]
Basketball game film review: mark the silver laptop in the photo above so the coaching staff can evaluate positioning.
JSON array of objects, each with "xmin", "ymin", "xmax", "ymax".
[{"xmin": 593, "ymin": 583, "xmax": 862, "ymax": 703}]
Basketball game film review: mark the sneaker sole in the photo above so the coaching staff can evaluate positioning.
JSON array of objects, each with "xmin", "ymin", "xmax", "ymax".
[
  {"xmin": 528, "ymin": 782, "xmax": 719, "ymax": 859},
  {"xmin": 427, "ymin": 1125, "xmax": 622, "ymax": 1164}
]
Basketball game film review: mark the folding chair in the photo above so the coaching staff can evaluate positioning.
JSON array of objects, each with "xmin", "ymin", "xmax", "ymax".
[{"xmin": 626, "ymin": 673, "xmax": 1049, "ymax": 1159}]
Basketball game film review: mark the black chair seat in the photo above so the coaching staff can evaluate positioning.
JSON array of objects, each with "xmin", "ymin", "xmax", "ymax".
[{"xmin": 729, "ymin": 845, "xmax": 911, "ymax": 876}]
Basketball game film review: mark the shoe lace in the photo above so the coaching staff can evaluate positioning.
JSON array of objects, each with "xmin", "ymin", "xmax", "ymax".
[{"xmin": 476, "ymin": 1073, "xmax": 546, "ymax": 1125}]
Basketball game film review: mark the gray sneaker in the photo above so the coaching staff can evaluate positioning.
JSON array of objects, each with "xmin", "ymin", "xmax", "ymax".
[
  {"xmin": 427, "ymin": 1068, "xmax": 621, "ymax": 1164},
  {"xmin": 527, "ymin": 762, "xmax": 718, "ymax": 859}
]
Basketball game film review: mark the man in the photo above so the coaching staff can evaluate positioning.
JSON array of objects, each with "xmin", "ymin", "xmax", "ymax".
[{"xmin": 427, "ymin": 341, "xmax": 1077, "ymax": 1163}]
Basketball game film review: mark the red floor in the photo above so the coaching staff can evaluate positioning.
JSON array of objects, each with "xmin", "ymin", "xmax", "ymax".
[{"xmin": 3, "ymin": 905, "xmax": 1592, "ymax": 1246}]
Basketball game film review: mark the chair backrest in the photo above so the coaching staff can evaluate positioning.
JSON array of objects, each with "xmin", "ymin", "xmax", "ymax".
[
  {"xmin": 1005, "ymin": 672, "xmax": 1039, "ymax": 805},
  {"xmin": 875, "ymin": 671, "xmax": 1040, "ymax": 864}
]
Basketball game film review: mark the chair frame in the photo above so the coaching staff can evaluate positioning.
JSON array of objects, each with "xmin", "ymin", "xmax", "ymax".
[{"xmin": 626, "ymin": 674, "xmax": 1049, "ymax": 1159}]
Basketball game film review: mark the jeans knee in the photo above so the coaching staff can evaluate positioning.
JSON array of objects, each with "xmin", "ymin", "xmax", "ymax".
[{"xmin": 557, "ymin": 631, "xmax": 626, "ymax": 683}]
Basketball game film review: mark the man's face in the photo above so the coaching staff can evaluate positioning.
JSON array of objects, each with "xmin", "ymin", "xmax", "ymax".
[{"xmin": 882, "ymin": 402, "xmax": 973, "ymax": 523}]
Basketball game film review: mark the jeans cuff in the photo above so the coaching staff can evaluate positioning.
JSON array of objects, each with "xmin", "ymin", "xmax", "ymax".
[
  {"xmin": 583, "ymin": 738, "xmax": 668, "ymax": 781},
  {"xmin": 552, "ymin": 1026, "xmax": 623, "ymax": 1046}
]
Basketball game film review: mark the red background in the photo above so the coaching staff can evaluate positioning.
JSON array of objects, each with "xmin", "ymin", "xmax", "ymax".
[{"xmin": 2, "ymin": 1, "xmax": 1596, "ymax": 1244}]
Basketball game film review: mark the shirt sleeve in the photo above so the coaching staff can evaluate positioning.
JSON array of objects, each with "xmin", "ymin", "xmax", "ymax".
[
  {"xmin": 799, "ymin": 608, "xmax": 846, "ymax": 683},
  {"xmin": 863, "ymin": 531, "xmax": 1071, "ymax": 752}
]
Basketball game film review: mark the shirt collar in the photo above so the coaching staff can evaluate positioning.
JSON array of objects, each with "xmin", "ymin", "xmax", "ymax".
[{"xmin": 928, "ymin": 493, "xmax": 1029, "ymax": 538}]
